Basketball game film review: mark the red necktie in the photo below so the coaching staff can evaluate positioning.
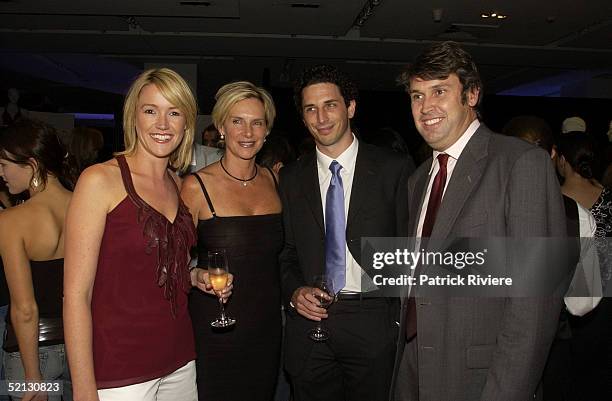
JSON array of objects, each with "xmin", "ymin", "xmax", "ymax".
[{"xmin": 406, "ymin": 153, "xmax": 449, "ymax": 340}]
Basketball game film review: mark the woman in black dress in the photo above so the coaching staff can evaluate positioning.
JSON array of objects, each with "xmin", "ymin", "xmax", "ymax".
[
  {"xmin": 181, "ymin": 81, "xmax": 282, "ymax": 401},
  {"xmin": 555, "ymin": 132, "xmax": 612, "ymax": 400}
]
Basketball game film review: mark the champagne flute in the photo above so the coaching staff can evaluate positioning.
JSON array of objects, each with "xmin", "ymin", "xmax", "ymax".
[
  {"xmin": 308, "ymin": 275, "xmax": 335, "ymax": 342},
  {"xmin": 208, "ymin": 249, "xmax": 236, "ymax": 328}
]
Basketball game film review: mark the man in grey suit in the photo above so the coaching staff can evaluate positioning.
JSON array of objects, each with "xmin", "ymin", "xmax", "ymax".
[{"xmin": 391, "ymin": 41, "xmax": 568, "ymax": 401}]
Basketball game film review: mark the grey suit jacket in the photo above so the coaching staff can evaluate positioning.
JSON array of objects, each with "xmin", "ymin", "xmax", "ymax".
[{"xmin": 391, "ymin": 125, "xmax": 568, "ymax": 401}]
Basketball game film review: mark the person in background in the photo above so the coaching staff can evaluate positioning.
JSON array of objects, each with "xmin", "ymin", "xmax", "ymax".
[
  {"xmin": 187, "ymin": 139, "xmax": 222, "ymax": 174},
  {"xmin": 256, "ymin": 133, "xmax": 296, "ymax": 175},
  {"xmin": 555, "ymin": 132, "xmax": 612, "ymax": 401},
  {"xmin": 0, "ymin": 119, "xmax": 77, "ymax": 401},
  {"xmin": 64, "ymin": 68, "xmax": 221, "ymax": 401},
  {"xmin": 201, "ymin": 124, "xmax": 220, "ymax": 148},
  {"xmin": 1, "ymin": 88, "xmax": 26, "ymax": 127},
  {"xmin": 68, "ymin": 127, "xmax": 104, "ymax": 176},
  {"xmin": 598, "ymin": 120, "xmax": 612, "ymax": 188},
  {"xmin": 561, "ymin": 116, "xmax": 587, "ymax": 135},
  {"xmin": 0, "ymin": 180, "xmax": 12, "ymax": 401},
  {"xmin": 367, "ymin": 127, "xmax": 416, "ymax": 173},
  {"xmin": 181, "ymin": 81, "xmax": 282, "ymax": 401},
  {"xmin": 504, "ymin": 114, "xmax": 602, "ymax": 400}
]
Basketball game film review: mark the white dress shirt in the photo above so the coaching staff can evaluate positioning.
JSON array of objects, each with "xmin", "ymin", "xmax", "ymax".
[
  {"xmin": 415, "ymin": 119, "xmax": 480, "ymax": 237},
  {"xmin": 316, "ymin": 134, "xmax": 368, "ymax": 292},
  {"xmin": 564, "ymin": 203, "xmax": 602, "ymax": 316}
]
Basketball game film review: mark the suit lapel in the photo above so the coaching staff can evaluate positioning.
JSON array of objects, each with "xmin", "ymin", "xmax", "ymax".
[
  {"xmin": 298, "ymin": 152, "xmax": 325, "ymax": 234},
  {"xmin": 431, "ymin": 126, "xmax": 490, "ymax": 239},
  {"xmin": 410, "ymin": 164, "xmax": 431, "ymax": 237},
  {"xmin": 347, "ymin": 144, "xmax": 377, "ymax": 228}
]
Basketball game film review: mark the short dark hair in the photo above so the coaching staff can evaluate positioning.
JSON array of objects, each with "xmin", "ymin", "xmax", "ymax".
[
  {"xmin": 503, "ymin": 116, "xmax": 554, "ymax": 154},
  {"xmin": 293, "ymin": 64, "xmax": 358, "ymax": 115},
  {"xmin": 256, "ymin": 134, "xmax": 296, "ymax": 169},
  {"xmin": 398, "ymin": 41, "xmax": 483, "ymax": 109}
]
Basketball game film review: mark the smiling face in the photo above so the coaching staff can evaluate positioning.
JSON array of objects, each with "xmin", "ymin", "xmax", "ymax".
[
  {"xmin": 301, "ymin": 82, "xmax": 355, "ymax": 158},
  {"xmin": 134, "ymin": 83, "xmax": 186, "ymax": 160},
  {"xmin": 409, "ymin": 73, "xmax": 479, "ymax": 152},
  {"xmin": 220, "ymin": 97, "xmax": 268, "ymax": 161},
  {"xmin": 0, "ymin": 155, "xmax": 34, "ymax": 194}
]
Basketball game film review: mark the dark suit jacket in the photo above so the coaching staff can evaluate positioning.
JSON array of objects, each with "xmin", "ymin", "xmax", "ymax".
[
  {"xmin": 391, "ymin": 125, "xmax": 568, "ymax": 401},
  {"xmin": 279, "ymin": 142, "xmax": 411, "ymax": 375}
]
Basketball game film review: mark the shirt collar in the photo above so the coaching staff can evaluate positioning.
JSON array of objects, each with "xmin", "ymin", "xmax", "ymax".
[
  {"xmin": 430, "ymin": 119, "xmax": 480, "ymax": 174},
  {"xmin": 316, "ymin": 133, "xmax": 359, "ymax": 175}
]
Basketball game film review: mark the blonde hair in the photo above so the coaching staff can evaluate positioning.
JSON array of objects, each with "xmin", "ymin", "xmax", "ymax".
[
  {"xmin": 212, "ymin": 81, "xmax": 276, "ymax": 135},
  {"xmin": 119, "ymin": 68, "xmax": 197, "ymax": 172}
]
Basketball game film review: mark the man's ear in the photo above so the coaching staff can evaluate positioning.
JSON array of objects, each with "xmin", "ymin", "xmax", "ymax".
[
  {"xmin": 467, "ymin": 87, "xmax": 480, "ymax": 108},
  {"xmin": 347, "ymin": 99, "xmax": 356, "ymax": 119}
]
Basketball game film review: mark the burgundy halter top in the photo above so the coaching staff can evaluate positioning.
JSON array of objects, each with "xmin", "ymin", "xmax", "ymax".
[{"xmin": 91, "ymin": 155, "xmax": 196, "ymax": 388}]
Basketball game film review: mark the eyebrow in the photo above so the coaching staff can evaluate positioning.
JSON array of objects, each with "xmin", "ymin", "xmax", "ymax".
[
  {"xmin": 410, "ymin": 84, "xmax": 449, "ymax": 93},
  {"xmin": 229, "ymin": 115, "xmax": 265, "ymax": 121},
  {"xmin": 140, "ymin": 104, "xmax": 179, "ymax": 109},
  {"xmin": 303, "ymin": 98, "xmax": 339, "ymax": 108}
]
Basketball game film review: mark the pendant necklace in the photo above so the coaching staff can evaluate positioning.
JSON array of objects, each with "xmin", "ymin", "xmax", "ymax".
[{"xmin": 220, "ymin": 157, "xmax": 258, "ymax": 187}]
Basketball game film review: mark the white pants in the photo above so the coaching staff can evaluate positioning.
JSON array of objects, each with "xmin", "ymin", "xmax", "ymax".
[{"xmin": 97, "ymin": 361, "xmax": 196, "ymax": 401}]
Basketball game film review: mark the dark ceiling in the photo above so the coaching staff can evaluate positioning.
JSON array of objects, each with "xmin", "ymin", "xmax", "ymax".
[{"xmin": 1, "ymin": 0, "xmax": 611, "ymax": 111}]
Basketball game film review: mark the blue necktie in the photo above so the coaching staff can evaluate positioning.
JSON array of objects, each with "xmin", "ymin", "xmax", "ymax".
[{"xmin": 325, "ymin": 160, "xmax": 346, "ymax": 294}]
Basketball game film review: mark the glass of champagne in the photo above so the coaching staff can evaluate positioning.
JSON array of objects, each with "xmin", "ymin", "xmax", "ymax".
[
  {"xmin": 208, "ymin": 249, "xmax": 236, "ymax": 328},
  {"xmin": 308, "ymin": 274, "xmax": 335, "ymax": 342}
]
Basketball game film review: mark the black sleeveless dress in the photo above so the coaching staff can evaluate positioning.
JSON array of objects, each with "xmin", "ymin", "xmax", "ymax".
[{"xmin": 188, "ymin": 172, "xmax": 283, "ymax": 401}]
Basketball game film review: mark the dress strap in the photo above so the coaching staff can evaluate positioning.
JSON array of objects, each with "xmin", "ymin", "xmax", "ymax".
[
  {"xmin": 116, "ymin": 155, "xmax": 140, "ymax": 205},
  {"xmin": 266, "ymin": 167, "xmax": 279, "ymax": 191},
  {"xmin": 192, "ymin": 173, "xmax": 216, "ymax": 217}
]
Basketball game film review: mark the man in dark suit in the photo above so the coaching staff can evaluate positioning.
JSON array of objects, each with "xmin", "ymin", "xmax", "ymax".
[
  {"xmin": 391, "ymin": 42, "xmax": 568, "ymax": 401},
  {"xmin": 279, "ymin": 65, "xmax": 411, "ymax": 401}
]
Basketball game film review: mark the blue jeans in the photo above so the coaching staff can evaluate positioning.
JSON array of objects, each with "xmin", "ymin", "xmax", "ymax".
[
  {"xmin": 3, "ymin": 344, "xmax": 72, "ymax": 401},
  {"xmin": 0, "ymin": 305, "xmax": 8, "ymax": 401}
]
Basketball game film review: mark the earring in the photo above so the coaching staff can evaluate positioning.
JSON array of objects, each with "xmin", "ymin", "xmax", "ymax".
[
  {"xmin": 31, "ymin": 175, "xmax": 40, "ymax": 189},
  {"xmin": 219, "ymin": 132, "xmax": 225, "ymax": 140}
]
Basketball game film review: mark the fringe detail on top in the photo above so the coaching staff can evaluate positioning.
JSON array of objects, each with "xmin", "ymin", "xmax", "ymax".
[
  {"xmin": 116, "ymin": 155, "xmax": 196, "ymax": 318},
  {"xmin": 137, "ymin": 201, "xmax": 196, "ymax": 317}
]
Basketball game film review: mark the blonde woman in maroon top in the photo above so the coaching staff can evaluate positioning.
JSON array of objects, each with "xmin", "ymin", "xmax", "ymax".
[{"xmin": 64, "ymin": 68, "xmax": 228, "ymax": 401}]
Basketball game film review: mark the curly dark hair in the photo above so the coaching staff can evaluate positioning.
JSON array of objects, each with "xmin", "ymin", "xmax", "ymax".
[
  {"xmin": 293, "ymin": 64, "xmax": 358, "ymax": 115},
  {"xmin": 397, "ymin": 41, "xmax": 483, "ymax": 111}
]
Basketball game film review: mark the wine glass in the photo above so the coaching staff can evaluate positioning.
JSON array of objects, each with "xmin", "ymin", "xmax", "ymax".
[
  {"xmin": 208, "ymin": 249, "xmax": 236, "ymax": 328},
  {"xmin": 308, "ymin": 275, "xmax": 335, "ymax": 342}
]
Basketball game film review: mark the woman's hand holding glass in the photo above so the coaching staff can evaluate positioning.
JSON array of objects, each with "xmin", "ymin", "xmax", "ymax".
[{"xmin": 191, "ymin": 267, "xmax": 233, "ymax": 301}]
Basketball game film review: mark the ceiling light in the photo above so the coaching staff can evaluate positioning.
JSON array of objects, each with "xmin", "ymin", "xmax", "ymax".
[{"xmin": 481, "ymin": 11, "xmax": 507, "ymax": 19}]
